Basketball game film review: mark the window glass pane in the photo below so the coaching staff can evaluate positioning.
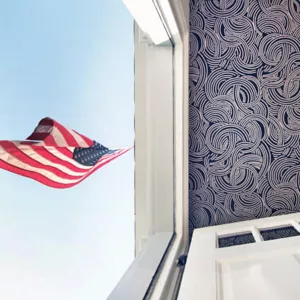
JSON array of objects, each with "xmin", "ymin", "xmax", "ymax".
[
  {"xmin": 260, "ymin": 226, "xmax": 300, "ymax": 241},
  {"xmin": 218, "ymin": 233, "xmax": 255, "ymax": 248}
]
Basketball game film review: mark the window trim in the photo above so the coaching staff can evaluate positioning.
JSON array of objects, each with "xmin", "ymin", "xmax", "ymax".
[
  {"xmin": 108, "ymin": 1, "xmax": 189, "ymax": 298},
  {"xmin": 148, "ymin": 1, "xmax": 190, "ymax": 298},
  {"xmin": 134, "ymin": 23, "xmax": 174, "ymax": 255}
]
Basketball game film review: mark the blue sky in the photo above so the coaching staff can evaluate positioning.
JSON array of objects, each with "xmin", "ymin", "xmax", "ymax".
[{"xmin": 0, "ymin": 1, "xmax": 134, "ymax": 299}]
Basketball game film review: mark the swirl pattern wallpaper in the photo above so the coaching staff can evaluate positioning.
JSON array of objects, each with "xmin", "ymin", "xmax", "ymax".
[{"xmin": 189, "ymin": 0, "xmax": 300, "ymax": 234}]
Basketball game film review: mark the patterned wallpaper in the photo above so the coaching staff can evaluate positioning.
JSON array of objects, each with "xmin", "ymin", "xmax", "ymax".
[{"xmin": 189, "ymin": 0, "xmax": 300, "ymax": 233}]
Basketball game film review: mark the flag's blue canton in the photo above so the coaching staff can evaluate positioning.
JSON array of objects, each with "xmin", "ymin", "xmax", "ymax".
[{"xmin": 73, "ymin": 141, "xmax": 116, "ymax": 166}]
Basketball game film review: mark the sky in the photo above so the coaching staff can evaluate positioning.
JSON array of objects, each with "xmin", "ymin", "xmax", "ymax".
[{"xmin": 0, "ymin": 1, "xmax": 134, "ymax": 299}]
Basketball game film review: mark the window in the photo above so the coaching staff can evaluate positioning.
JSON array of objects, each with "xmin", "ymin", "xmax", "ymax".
[{"xmin": 108, "ymin": 1, "xmax": 189, "ymax": 299}]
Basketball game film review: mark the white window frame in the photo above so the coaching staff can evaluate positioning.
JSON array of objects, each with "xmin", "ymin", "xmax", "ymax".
[{"xmin": 108, "ymin": 1, "xmax": 189, "ymax": 299}]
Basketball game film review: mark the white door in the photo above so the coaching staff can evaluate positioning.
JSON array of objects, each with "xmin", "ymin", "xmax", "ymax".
[{"xmin": 178, "ymin": 213, "xmax": 300, "ymax": 300}]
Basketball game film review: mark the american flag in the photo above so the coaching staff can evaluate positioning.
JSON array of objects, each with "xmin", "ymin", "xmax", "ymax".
[{"xmin": 0, "ymin": 117, "xmax": 131, "ymax": 188}]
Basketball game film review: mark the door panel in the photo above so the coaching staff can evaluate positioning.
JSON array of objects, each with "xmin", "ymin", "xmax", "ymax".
[
  {"xmin": 219, "ymin": 254, "xmax": 300, "ymax": 300},
  {"xmin": 178, "ymin": 213, "xmax": 300, "ymax": 300}
]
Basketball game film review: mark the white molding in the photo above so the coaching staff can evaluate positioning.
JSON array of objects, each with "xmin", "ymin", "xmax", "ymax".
[
  {"xmin": 123, "ymin": 0, "xmax": 171, "ymax": 45},
  {"xmin": 150, "ymin": 0, "xmax": 190, "ymax": 299},
  {"xmin": 134, "ymin": 24, "xmax": 174, "ymax": 255},
  {"xmin": 109, "ymin": 0, "xmax": 190, "ymax": 298},
  {"xmin": 168, "ymin": 0, "xmax": 189, "ymax": 40}
]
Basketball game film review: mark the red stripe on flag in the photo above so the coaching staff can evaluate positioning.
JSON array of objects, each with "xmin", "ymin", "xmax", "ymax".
[
  {"xmin": 41, "ymin": 131, "xmax": 59, "ymax": 147},
  {"xmin": 0, "ymin": 159, "xmax": 77, "ymax": 189},
  {"xmin": 60, "ymin": 148, "xmax": 132, "ymax": 188},
  {"xmin": 0, "ymin": 141, "xmax": 83, "ymax": 180},
  {"xmin": 0, "ymin": 147, "xmax": 131, "ymax": 189},
  {"xmin": 30, "ymin": 145, "xmax": 90, "ymax": 173},
  {"xmin": 53, "ymin": 120, "xmax": 83, "ymax": 147},
  {"xmin": 27, "ymin": 144, "xmax": 90, "ymax": 173},
  {"xmin": 73, "ymin": 129, "xmax": 93, "ymax": 146},
  {"xmin": 26, "ymin": 117, "xmax": 54, "ymax": 141},
  {"xmin": 0, "ymin": 116, "xmax": 133, "ymax": 188}
]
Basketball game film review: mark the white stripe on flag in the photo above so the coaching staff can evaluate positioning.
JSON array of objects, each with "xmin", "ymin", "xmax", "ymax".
[
  {"xmin": 68, "ymin": 129, "xmax": 90, "ymax": 147},
  {"xmin": 18, "ymin": 145, "xmax": 91, "ymax": 170},
  {"xmin": 15, "ymin": 143, "xmax": 87, "ymax": 176},
  {"xmin": 51, "ymin": 127, "xmax": 68, "ymax": 146},
  {"xmin": 0, "ymin": 146, "xmax": 129, "ymax": 185},
  {"xmin": 0, "ymin": 146, "xmax": 82, "ymax": 184}
]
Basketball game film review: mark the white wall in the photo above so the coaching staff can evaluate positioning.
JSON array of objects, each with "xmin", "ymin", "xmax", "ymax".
[
  {"xmin": 180, "ymin": 0, "xmax": 189, "ymax": 28},
  {"xmin": 134, "ymin": 24, "xmax": 174, "ymax": 255}
]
